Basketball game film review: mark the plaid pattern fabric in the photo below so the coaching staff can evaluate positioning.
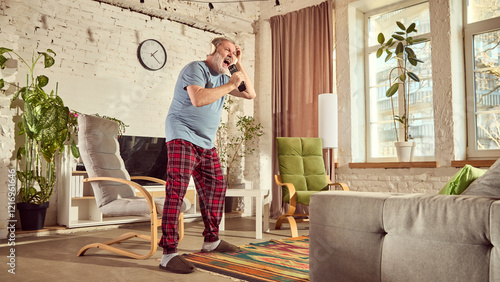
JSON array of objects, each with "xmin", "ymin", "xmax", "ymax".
[{"xmin": 159, "ymin": 139, "xmax": 227, "ymax": 254}]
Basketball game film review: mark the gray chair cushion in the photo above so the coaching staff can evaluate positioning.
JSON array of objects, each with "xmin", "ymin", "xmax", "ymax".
[
  {"xmin": 78, "ymin": 114, "xmax": 190, "ymax": 216},
  {"xmin": 99, "ymin": 196, "xmax": 190, "ymax": 217},
  {"xmin": 78, "ymin": 114, "xmax": 134, "ymax": 209},
  {"xmin": 462, "ymin": 158, "xmax": 500, "ymax": 197}
]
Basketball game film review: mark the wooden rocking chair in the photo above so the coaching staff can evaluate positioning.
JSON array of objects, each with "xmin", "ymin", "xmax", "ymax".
[{"xmin": 76, "ymin": 114, "xmax": 190, "ymax": 259}]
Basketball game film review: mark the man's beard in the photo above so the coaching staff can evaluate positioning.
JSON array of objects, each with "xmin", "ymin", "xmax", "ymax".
[{"xmin": 213, "ymin": 51, "xmax": 229, "ymax": 75}]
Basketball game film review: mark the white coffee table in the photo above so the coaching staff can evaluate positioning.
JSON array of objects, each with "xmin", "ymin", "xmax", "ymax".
[{"xmin": 220, "ymin": 188, "xmax": 270, "ymax": 239}]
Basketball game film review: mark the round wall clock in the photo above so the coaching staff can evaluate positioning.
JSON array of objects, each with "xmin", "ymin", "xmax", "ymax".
[{"xmin": 137, "ymin": 39, "xmax": 167, "ymax": 71}]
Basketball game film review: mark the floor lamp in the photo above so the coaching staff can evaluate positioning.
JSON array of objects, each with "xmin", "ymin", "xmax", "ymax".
[{"xmin": 318, "ymin": 93, "xmax": 338, "ymax": 182}]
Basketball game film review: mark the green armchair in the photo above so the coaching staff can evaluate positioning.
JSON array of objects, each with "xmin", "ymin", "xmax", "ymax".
[{"xmin": 275, "ymin": 137, "xmax": 349, "ymax": 237}]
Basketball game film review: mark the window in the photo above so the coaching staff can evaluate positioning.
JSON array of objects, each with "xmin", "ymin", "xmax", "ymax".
[
  {"xmin": 365, "ymin": 2, "xmax": 433, "ymax": 161},
  {"xmin": 465, "ymin": 0, "xmax": 500, "ymax": 158}
]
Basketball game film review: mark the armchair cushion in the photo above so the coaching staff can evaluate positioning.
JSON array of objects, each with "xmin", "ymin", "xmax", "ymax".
[
  {"xmin": 78, "ymin": 114, "xmax": 134, "ymax": 208},
  {"xmin": 276, "ymin": 137, "xmax": 328, "ymax": 205},
  {"xmin": 100, "ymin": 196, "xmax": 189, "ymax": 217}
]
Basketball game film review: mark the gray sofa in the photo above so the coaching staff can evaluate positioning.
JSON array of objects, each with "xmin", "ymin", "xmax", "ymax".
[{"xmin": 310, "ymin": 161, "xmax": 500, "ymax": 281}]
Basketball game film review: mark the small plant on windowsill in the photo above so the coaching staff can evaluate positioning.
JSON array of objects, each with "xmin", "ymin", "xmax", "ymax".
[{"xmin": 376, "ymin": 21, "xmax": 427, "ymax": 161}]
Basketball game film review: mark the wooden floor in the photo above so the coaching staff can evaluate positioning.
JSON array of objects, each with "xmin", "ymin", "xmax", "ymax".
[{"xmin": 0, "ymin": 216, "xmax": 309, "ymax": 281}]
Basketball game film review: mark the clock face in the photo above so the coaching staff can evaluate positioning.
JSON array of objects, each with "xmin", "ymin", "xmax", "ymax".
[{"xmin": 137, "ymin": 39, "xmax": 167, "ymax": 71}]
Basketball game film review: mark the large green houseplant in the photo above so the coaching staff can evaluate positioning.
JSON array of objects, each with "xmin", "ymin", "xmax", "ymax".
[
  {"xmin": 376, "ymin": 21, "xmax": 427, "ymax": 161},
  {"xmin": 1, "ymin": 47, "xmax": 79, "ymax": 230}
]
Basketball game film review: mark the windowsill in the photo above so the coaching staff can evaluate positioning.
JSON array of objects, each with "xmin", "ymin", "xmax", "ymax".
[
  {"xmin": 348, "ymin": 160, "xmax": 497, "ymax": 169},
  {"xmin": 349, "ymin": 161, "xmax": 438, "ymax": 169},
  {"xmin": 451, "ymin": 160, "xmax": 496, "ymax": 168}
]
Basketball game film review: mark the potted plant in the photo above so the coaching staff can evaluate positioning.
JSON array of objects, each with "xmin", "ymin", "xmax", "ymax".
[
  {"xmin": 376, "ymin": 21, "xmax": 427, "ymax": 162},
  {"xmin": 1, "ymin": 47, "xmax": 79, "ymax": 230},
  {"xmin": 215, "ymin": 96, "xmax": 264, "ymax": 212}
]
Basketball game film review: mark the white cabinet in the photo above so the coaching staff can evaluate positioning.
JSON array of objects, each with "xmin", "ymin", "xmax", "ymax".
[{"xmin": 57, "ymin": 148, "xmax": 198, "ymax": 228}]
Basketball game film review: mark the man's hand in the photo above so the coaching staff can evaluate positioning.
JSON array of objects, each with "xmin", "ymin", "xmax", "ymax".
[
  {"xmin": 229, "ymin": 70, "xmax": 244, "ymax": 89},
  {"xmin": 235, "ymin": 45, "xmax": 242, "ymax": 64},
  {"xmin": 227, "ymin": 45, "xmax": 255, "ymax": 99}
]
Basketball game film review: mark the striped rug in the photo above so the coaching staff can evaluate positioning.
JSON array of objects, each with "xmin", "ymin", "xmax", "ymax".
[{"xmin": 182, "ymin": 236, "xmax": 309, "ymax": 281}]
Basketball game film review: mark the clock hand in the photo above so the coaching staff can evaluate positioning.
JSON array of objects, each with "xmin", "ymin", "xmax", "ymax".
[{"xmin": 150, "ymin": 52, "xmax": 161, "ymax": 64}]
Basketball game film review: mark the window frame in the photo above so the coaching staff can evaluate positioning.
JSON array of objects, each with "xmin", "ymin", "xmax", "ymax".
[
  {"xmin": 364, "ymin": 0, "xmax": 434, "ymax": 162},
  {"xmin": 464, "ymin": 4, "xmax": 500, "ymax": 159}
]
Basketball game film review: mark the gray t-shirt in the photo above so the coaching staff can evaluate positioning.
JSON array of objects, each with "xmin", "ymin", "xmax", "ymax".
[{"xmin": 165, "ymin": 61, "xmax": 229, "ymax": 149}]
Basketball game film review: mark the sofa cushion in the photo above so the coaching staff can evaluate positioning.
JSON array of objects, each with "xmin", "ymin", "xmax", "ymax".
[
  {"xmin": 438, "ymin": 165, "xmax": 486, "ymax": 195},
  {"xmin": 462, "ymin": 158, "xmax": 500, "ymax": 197},
  {"xmin": 381, "ymin": 194, "xmax": 493, "ymax": 281}
]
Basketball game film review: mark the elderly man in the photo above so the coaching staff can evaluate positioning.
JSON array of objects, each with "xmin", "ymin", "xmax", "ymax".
[{"xmin": 159, "ymin": 37, "xmax": 256, "ymax": 274}]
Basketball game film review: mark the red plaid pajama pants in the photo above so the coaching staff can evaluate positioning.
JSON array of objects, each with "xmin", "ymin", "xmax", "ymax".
[{"xmin": 158, "ymin": 139, "xmax": 227, "ymax": 254}]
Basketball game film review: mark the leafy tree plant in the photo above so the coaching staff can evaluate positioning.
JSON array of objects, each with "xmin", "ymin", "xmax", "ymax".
[
  {"xmin": 376, "ymin": 21, "xmax": 427, "ymax": 142},
  {"xmin": 215, "ymin": 96, "xmax": 264, "ymax": 179},
  {"xmin": 1, "ymin": 47, "xmax": 78, "ymax": 204}
]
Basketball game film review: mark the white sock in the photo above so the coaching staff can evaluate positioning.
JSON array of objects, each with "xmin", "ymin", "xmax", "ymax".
[
  {"xmin": 202, "ymin": 239, "xmax": 221, "ymax": 251},
  {"xmin": 160, "ymin": 253, "xmax": 178, "ymax": 267}
]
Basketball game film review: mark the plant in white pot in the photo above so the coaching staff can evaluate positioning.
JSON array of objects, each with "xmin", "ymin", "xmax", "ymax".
[
  {"xmin": 1, "ymin": 47, "xmax": 79, "ymax": 230},
  {"xmin": 376, "ymin": 21, "xmax": 427, "ymax": 162}
]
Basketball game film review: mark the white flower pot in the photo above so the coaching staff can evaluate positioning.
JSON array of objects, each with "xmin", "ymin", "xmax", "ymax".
[{"xmin": 394, "ymin": 141, "xmax": 415, "ymax": 162}]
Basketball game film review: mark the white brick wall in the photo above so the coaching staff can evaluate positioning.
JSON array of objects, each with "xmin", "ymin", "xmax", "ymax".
[
  {"xmin": 336, "ymin": 167, "xmax": 460, "ymax": 194},
  {"xmin": 0, "ymin": 0, "xmax": 258, "ymax": 236},
  {"xmin": 0, "ymin": 2, "xmax": 19, "ymax": 238}
]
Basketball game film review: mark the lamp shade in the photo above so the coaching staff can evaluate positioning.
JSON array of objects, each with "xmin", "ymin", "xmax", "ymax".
[{"xmin": 318, "ymin": 93, "xmax": 338, "ymax": 148}]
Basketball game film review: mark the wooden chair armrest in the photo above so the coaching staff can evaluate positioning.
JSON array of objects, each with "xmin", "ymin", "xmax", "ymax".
[
  {"xmin": 325, "ymin": 175, "xmax": 350, "ymax": 191},
  {"xmin": 275, "ymin": 175, "xmax": 297, "ymax": 208},
  {"xmin": 83, "ymin": 177, "xmax": 157, "ymax": 218},
  {"xmin": 130, "ymin": 176, "xmax": 166, "ymax": 186}
]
